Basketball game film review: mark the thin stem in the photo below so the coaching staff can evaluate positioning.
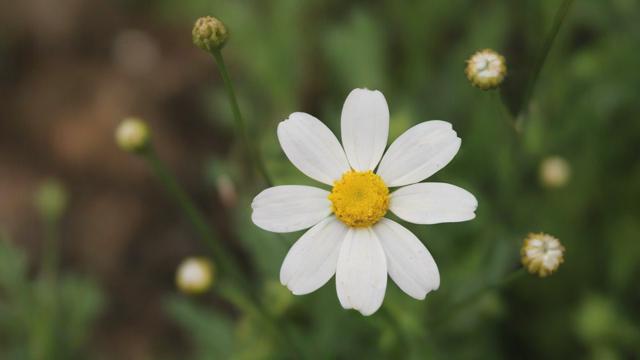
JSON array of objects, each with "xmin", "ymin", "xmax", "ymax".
[
  {"xmin": 41, "ymin": 218, "xmax": 59, "ymax": 282},
  {"xmin": 432, "ymin": 268, "xmax": 527, "ymax": 326},
  {"xmin": 143, "ymin": 147, "xmax": 239, "ymax": 281},
  {"xmin": 211, "ymin": 49, "xmax": 273, "ymax": 187},
  {"xmin": 141, "ymin": 145, "xmax": 303, "ymax": 356},
  {"xmin": 519, "ymin": 0, "xmax": 575, "ymax": 116},
  {"xmin": 492, "ymin": 91, "xmax": 522, "ymax": 135},
  {"xmin": 37, "ymin": 215, "xmax": 61, "ymax": 359}
]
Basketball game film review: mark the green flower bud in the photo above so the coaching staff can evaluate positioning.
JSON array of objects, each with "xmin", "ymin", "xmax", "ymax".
[
  {"xmin": 115, "ymin": 117, "xmax": 150, "ymax": 153},
  {"xmin": 192, "ymin": 16, "xmax": 228, "ymax": 52},
  {"xmin": 34, "ymin": 178, "xmax": 68, "ymax": 221}
]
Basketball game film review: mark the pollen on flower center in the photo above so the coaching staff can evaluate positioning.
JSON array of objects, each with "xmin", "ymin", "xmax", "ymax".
[{"xmin": 329, "ymin": 170, "xmax": 389, "ymax": 228}]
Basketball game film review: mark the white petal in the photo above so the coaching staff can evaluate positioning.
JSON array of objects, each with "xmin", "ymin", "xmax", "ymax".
[
  {"xmin": 340, "ymin": 88, "xmax": 389, "ymax": 171},
  {"xmin": 280, "ymin": 217, "xmax": 348, "ymax": 295},
  {"xmin": 336, "ymin": 228, "xmax": 387, "ymax": 316},
  {"xmin": 373, "ymin": 219, "xmax": 439, "ymax": 299},
  {"xmin": 376, "ymin": 121, "xmax": 461, "ymax": 187},
  {"xmin": 390, "ymin": 183, "xmax": 478, "ymax": 224},
  {"xmin": 251, "ymin": 185, "xmax": 332, "ymax": 233},
  {"xmin": 277, "ymin": 112, "xmax": 350, "ymax": 185}
]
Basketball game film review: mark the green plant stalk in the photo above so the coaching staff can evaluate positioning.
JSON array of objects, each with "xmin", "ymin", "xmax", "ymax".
[
  {"xmin": 518, "ymin": 0, "xmax": 575, "ymax": 116},
  {"xmin": 492, "ymin": 91, "xmax": 522, "ymax": 135},
  {"xmin": 35, "ymin": 214, "xmax": 62, "ymax": 360},
  {"xmin": 210, "ymin": 49, "xmax": 273, "ymax": 187},
  {"xmin": 433, "ymin": 268, "xmax": 527, "ymax": 326},
  {"xmin": 143, "ymin": 147, "xmax": 240, "ymax": 282},
  {"xmin": 140, "ymin": 139, "xmax": 302, "ymax": 356},
  {"xmin": 207, "ymin": 50, "xmax": 309, "ymax": 357},
  {"xmin": 41, "ymin": 217, "xmax": 59, "ymax": 283}
]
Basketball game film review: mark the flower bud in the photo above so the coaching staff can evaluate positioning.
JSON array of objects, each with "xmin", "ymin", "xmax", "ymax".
[
  {"xmin": 521, "ymin": 233, "xmax": 565, "ymax": 277},
  {"xmin": 115, "ymin": 117, "xmax": 150, "ymax": 153},
  {"xmin": 539, "ymin": 156, "xmax": 571, "ymax": 188},
  {"xmin": 192, "ymin": 16, "xmax": 228, "ymax": 52},
  {"xmin": 176, "ymin": 257, "xmax": 214, "ymax": 295},
  {"xmin": 465, "ymin": 49, "xmax": 507, "ymax": 90},
  {"xmin": 34, "ymin": 178, "xmax": 68, "ymax": 221}
]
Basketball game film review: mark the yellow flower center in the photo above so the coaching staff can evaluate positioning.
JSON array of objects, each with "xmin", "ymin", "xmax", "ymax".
[{"xmin": 329, "ymin": 170, "xmax": 389, "ymax": 228}]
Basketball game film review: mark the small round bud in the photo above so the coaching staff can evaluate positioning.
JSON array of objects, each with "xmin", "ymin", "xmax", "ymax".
[
  {"xmin": 465, "ymin": 49, "xmax": 507, "ymax": 90},
  {"xmin": 521, "ymin": 233, "xmax": 565, "ymax": 277},
  {"xmin": 115, "ymin": 117, "xmax": 150, "ymax": 153},
  {"xmin": 34, "ymin": 178, "xmax": 68, "ymax": 221},
  {"xmin": 539, "ymin": 156, "xmax": 571, "ymax": 188},
  {"xmin": 176, "ymin": 257, "xmax": 214, "ymax": 295},
  {"xmin": 192, "ymin": 16, "xmax": 228, "ymax": 52}
]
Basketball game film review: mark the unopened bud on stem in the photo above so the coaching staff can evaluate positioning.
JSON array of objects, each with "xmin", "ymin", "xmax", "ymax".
[
  {"xmin": 539, "ymin": 156, "xmax": 571, "ymax": 188},
  {"xmin": 192, "ymin": 16, "xmax": 228, "ymax": 52},
  {"xmin": 115, "ymin": 117, "xmax": 150, "ymax": 153},
  {"xmin": 176, "ymin": 257, "xmax": 215, "ymax": 294},
  {"xmin": 465, "ymin": 49, "xmax": 507, "ymax": 90},
  {"xmin": 521, "ymin": 233, "xmax": 565, "ymax": 277},
  {"xmin": 34, "ymin": 178, "xmax": 68, "ymax": 222}
]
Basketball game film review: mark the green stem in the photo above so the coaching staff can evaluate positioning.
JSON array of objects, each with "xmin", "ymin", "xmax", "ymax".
[
  {"xmin": 143, "ymin": 148, "xmax": 303, "ymax": 356},
  {"xmin": 37, "ymin": 216, "xmax": 61, "ymax": 359},
  {"xmin": 41, "ymin": 218, "xmax": 59, "ymax": 283},
  {"xmin": 210, "ymin": 49, "xmax": 273, "ymax": 187},
  {"xmin": 492, "ymin": 91, "xmax": 522, "ymax": 135},
  {"xmin": 432, "ymin": 268, "xmax": 527, "ymax": 326},
  {"xmin": 519, "ymin": 0, "xmax": 575, "ymax": 116},
  {"xmin": 143, "ymin": 147, "xmax": 239, "ymax": 281},
  {"xmin": 201, "ymin": 52, "xmax": 307, "ymax": 356}
]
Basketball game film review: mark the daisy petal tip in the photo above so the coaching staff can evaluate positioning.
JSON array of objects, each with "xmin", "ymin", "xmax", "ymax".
[
  {"xmin": 351, "ymin": 87, "xmax": 380, "ymax": 95},
  {"xmin": 413, "ymin": 293, "xmax": 427, "ymax": 301},
  {"xmin": 276, "ymin": 113, "xmax": 301, "ymax": 133},
  {"xmin": 279, "ymin": 268, "xmax": 289, "ymax": 287},
  {"xmin": 281, "ymin": 111, "xmax": 302, "ymax": 122},
  {"xmin": 290, "ymin": 288, "xmax": 306, "ymax": 296},
  {"xmin": 357, "ymin": 307, "xmax": 379, "ymax": 317},
  {"xmin": 338, "ymin": 298, "xmax": 352, "ymax": 311},
  {"xmin": 280, "ymin": 275, "xmax": 310, "ymax": 296},
  {"xmin": 425, "ymin": 119, "xmax": 453, "ymax": 129},
  {"xmin": 249, "ymin": 211, "xmax": 270, "ymax": 232}
]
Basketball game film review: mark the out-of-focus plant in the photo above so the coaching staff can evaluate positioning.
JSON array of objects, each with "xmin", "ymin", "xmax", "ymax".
[
  {"xmin": 0, "ymin": 180, "xmax": 103, "ymax": 360},
  {"xmin": 575, "ymin": 294, "xmax": 640, "ymax": 358}
]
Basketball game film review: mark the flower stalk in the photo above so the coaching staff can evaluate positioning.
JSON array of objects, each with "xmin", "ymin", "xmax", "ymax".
[
  {"xmin": 34, "ymin": 179, "xmax": 68, "ymax": 282},
  {"xmin": 518, "ymin": 0, "xmax": 575, "ymax": 117},
  {"xmin": 192, "ymin": 16, "xmax": 272, "ymax": 185},
  {"xmin": 142, "ymin": 147, "xmax": 241, "ymax": 282},
  {"xmin": 210, "ymin": 49, "xmax": 274, "ymax": 186}
]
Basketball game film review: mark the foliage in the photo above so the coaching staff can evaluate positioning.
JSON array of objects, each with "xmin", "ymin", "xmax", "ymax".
[{"xmin": 0, "ymin": 235, "xmax": 104, "ymax": 360}]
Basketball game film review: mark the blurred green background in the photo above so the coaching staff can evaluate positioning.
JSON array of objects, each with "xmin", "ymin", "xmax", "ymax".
[{"xmin": 1, "ymin": 0, "xmax": 639, "ymax": 358}]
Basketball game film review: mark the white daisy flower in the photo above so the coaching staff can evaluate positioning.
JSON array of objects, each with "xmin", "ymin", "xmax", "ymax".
[{"xmin": 251, "ymin": 88, "xmax": 478, "ymax": 316}]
